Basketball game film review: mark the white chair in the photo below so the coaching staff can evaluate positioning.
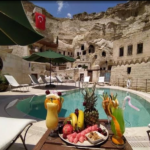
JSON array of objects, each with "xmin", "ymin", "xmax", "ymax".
[
  {"xmin": 28, "ymin": 74, "xmax": 43, "ymax": 86},
  {"xmin": 4, "ymin": 75, "xmax": 29, "ymax": 92},
  {"xmin": 56, "ymin": 76, "xmax": 76, "ymax": 86},
  {"xmin": 82, "ymin": 76, "xmax": 90, "ymax": 88},
  {"xmin": 98, "ymin": 76, "xmax": 105, "ymax": 86},
  {"xmin": 0, "ymin": 117, "xmax": 36, "ymax": 150}
]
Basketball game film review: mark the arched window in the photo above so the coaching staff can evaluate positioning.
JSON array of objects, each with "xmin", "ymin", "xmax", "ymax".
[
  {"xmin": 89, "ymin": 45, "xmax": 95, "ymax": 53},
  {"xmin": 83, "ymin": 51, "xmax": 86, "ymax": 55},
  {"xmin": 102, "ymin": 51, "xmax": 106, "ymax": 57},
  {"xmin": 81, "ymin": 44, "xmax": 84, "ymax": 50}
]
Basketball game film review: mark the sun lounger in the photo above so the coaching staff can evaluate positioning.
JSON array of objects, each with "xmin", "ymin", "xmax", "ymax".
[
  {"xmin": 82, "ymin": 76, "xmax": 90, "ymax": 88},
  {"xmin": 28, "ymin": 74, "xmax": 43, "ymax": 86},
  {"xmin": 4, "ymin": 75, "xmax": 29, "ymax": 92},
  {"xmin": 98, "ymin": 76, "xmax": 105, "ymax": 86},
  {"xmin": 56, "ymin": 76, "xmax": 76, "ymax": 86},
  {"xmin": 38, "ymin": 75, "xmax": 56, "ymax": 84},
  {"xmin": 0, "ymin": 117, "xmax": 36, "ymax": 150}
]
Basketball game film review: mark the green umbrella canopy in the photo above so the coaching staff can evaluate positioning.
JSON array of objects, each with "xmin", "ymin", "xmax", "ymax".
[
  {"xmin": 23, "ymin": 50, "xmax": 75, "ymax": 63},
  {"xmin": 0, "ymin": 1, "xmax": 44, "ymax": 46},
  {"xmin": 23, "ymin": 50, "xmax": 75, "ymax": 87}
]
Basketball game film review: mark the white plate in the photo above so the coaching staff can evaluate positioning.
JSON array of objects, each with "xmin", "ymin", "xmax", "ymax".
[{"xmin": 58, "ymin": 124, "xmax": 109, "ymax": 147}]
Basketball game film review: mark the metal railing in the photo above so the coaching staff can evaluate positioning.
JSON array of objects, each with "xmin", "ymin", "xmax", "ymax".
[{"xmin": 113, "ymin": 78, "xmax": 150, "ymax": 92}]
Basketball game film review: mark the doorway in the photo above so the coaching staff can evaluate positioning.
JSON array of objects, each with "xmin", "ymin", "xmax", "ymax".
[
  {"xmin": 88, "ymin": 71, "xmax": 92, "ymax": 82},
  {"xmin": 80, "ymin": 73, "xmax": 84, "ymax": 81}
]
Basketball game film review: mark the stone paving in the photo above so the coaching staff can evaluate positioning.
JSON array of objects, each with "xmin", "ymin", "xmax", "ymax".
[{"xmin": 0, "ymin": 82, "xmax": 150, "ymax": 150}]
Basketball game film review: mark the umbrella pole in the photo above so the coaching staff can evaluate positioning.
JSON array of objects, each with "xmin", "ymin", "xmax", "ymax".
[
  {"xmin": 50, "ymin": 59, "xmax": 51, "ymax": 85},
  {"xmin": 46, "ymin": 59, "xmax": 55, "ymax": 88}
]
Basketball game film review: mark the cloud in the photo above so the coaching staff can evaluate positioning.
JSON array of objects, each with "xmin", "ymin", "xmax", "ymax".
[
  {"xmin": 66, "ymin": 13, "xmax": 72, "ymax": 19},
  {"xmin": 57, "ymin": 1, "xmax": 63, "ymax": 12}
]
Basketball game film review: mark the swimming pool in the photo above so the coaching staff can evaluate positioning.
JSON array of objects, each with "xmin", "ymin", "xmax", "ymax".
[{"xmin": 16, "ymin": 88, "xmax": 150, "ymax": 127}]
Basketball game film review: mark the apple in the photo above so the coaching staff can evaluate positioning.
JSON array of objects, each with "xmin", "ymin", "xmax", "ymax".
[{"xmin": 63, "ymin": 124, "xmax": 73, "ymax": 135}]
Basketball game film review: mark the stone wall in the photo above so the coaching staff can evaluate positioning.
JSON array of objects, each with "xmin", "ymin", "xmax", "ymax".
[
  {"xmin": 0, "ymin": 51, "xmax": 30, "ymax": 84},
  {"xmin": 113, "ymin": 28, "xmax": 150, "ymax": 65},
  {"xmin": 111, "ymin": 62, "xmax": 150, "ymax": 91},
  {"xmin": 0, "ymin": 51, "xmax": 47, "ymax": 84}
]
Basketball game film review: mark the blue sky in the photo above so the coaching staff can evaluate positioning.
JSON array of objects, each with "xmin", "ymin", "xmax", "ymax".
[{"xmin": 31, "ymin": 1, "xmax": 127, "ymax": 19}]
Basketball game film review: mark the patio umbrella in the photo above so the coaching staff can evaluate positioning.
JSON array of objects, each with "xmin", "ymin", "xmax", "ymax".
[
  {"xmin": 23, "ymin": 50, "xmax": 75, "ymax": 87},
  {"xmin": 0, "ymin": 1, "xmax": 43, "ymax": 46}
]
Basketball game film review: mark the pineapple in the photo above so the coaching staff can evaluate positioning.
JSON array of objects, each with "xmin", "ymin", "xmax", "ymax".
[{"xmin": 82, "ymin": 83, "xmax": 99, "ymax": 126}]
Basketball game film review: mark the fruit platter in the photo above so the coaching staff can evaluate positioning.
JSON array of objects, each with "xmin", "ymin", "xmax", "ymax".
[
  {"xmin": 57, "ymin": 83, "xmax": 109, "ymax": 147},
  {"xmin": 45, "ymin": 84, "xmax": 109, "ymax": 147},
  {"xmin": 58, "ymin": 115, "xmax": 109, "ymax": 147}
]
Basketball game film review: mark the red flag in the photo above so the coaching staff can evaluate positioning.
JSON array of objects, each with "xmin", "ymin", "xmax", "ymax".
[{"xmin": 35, "ymin": 12, "xmax": 46, "ymax": 30}]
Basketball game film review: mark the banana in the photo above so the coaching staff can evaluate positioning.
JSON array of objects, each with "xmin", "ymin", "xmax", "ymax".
[
  {"xmin": 69, "ymin": 113, "xmax": 77, "ymax": 130},
  {"xmin": 77, "ymin": 110, "xmax": 84, "ymax": 130}
]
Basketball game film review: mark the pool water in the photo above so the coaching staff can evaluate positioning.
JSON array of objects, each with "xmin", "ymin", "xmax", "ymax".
[{"xmin": 16, "ymin": 88, "xmax": 150, "ymax": 127}]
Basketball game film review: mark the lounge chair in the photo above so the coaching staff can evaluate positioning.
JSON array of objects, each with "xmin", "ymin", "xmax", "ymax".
[
  {"xmin": 98, "ymin": 76, "xmax": 105, "ymax": 86},
  {"xmin": 82, "ymin": 76, "xmax": 90, "ymax": 88},
  {"xmin": 0, "ymin": 117, "xmax": 36, "ymax": 150},
  {"xmin": 28, "ymin": 74, "xmax": 43, "ymax": 86},
  {"xmin": 38, "ymin": 75, "xmax": 56, "ymax": 85},
  {"xmin": 4, "ymin": 75, "xmax": 29, "ymax": 92},
  {"xmin": 56, "ymin": 76, "xmax": 76, "ymax": 86}
]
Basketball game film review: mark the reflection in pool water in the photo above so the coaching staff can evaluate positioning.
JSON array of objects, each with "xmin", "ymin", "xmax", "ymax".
[{"xmin": 16, "ymin": 88, "xmax": 150, "ymax": 127}]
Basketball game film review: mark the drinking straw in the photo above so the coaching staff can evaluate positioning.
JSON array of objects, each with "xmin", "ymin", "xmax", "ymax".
[{"xmin": 122, "ymin": 96, "xmax": 140, "ymax": 111}]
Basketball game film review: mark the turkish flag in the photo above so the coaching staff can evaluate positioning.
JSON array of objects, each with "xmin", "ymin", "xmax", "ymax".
[{"xmin": 35, "ymin": 12, "xmax": 46, "ymax": 30}]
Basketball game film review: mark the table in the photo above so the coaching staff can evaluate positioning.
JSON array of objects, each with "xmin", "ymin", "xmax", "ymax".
[{"xmin": 33, "ymin": 119, "xmax": 133, "ymax": 150}]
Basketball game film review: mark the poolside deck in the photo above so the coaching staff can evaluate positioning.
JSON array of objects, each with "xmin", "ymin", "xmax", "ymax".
[{"xmin": 0, "ymin": 83, "xmax": 150, "ymax": 150}]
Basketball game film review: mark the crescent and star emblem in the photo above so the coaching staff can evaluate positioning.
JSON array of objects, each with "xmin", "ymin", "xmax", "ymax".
[{"xmin": 38, "ymin": 15, "xmax": 44, "ymax": 23}]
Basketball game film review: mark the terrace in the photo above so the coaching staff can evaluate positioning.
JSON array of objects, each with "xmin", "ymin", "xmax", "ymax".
[{"xmin": 0, "ymin": 83, "xmax": 150, "ymax": 150}]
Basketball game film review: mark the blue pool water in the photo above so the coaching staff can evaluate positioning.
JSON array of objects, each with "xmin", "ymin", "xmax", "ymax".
[{"xmin": 16, "ymin": 88, "xmax": 150, "ymax": 127}]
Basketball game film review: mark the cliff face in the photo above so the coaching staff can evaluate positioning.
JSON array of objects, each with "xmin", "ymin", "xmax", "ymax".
[{"xmin": 22, "ymin": 1, "xmax": 150, "ymax": 67}]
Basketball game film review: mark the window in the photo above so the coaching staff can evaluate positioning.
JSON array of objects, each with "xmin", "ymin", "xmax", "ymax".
[
  {"xmin": 71, "ymin": 52, "xmax": 72, "ymax": 56},
  {"xmin": 63, "ymin": 51, "xmax": 65, "ymax": 55},
  {"xmin": 68, "ymin": 52, "xmax": 70, "ymax": 55},
  {"xmin": 127, "ymin": 67, "xmax": 131, "ymax": 74},
  {"xmin": 77, "ymin": 52, "xmax": 79, "ymax": 56},
  {"xmin": 119, "ymin": 47, "xmax": 124, "ymax": 57},
  {"xmin": 108, "ymin": 65, "xmax": 112, "ymax": 70},
  {"xmin": 81, "ymin": 44, "xmax": 84, "ymax": 50},
  {"xmin": 83, "ymin": 51, "xmax": 86, "ymax": 55},
  {"xmin": 127, "ymin": 45, "xmax": 133, "ymax": 56},
  {"xmin": 94, "ymin": 55, "xmax": 97, "ymax": 59},
  {"xmin": 59, "ymin": 52, "xmax": 61, "ymax": 54},
  {"xmin": 89, "ymin": 45, "xmax": 95, "ymax": 53},
  {"xmin": 137, "ymin": 43, "xmax": 143, "ymax": 54},
  {"xmin": 102, "ymin": 51, "xmax": 106, "ymax": 57}
]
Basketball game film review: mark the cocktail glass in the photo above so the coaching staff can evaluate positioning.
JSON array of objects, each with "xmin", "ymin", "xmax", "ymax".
[
  {"xmin": 110, "ymin": 107, "xmax": 125, "ymax": 145},
  {"xmin": 46, "ymin": 102, "xmax": 59, "ymax": 137}
]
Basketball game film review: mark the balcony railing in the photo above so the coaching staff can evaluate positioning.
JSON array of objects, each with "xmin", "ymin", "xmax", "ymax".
[{"xmin": 113, "ymin": 78, "xmax": 150, "ymax": 92}]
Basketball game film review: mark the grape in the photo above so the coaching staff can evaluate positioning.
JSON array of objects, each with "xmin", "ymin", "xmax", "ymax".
[
  {"xmin": 75, "ymin": 108, "xmax": 79, "ymax": 112},
  {"xmin": 98, "ymin": 128, "xmax": 102, "ymax": 133},
  {"xmin": 63, "ymin": 134, "xmax": 67, "ymax": 139}
]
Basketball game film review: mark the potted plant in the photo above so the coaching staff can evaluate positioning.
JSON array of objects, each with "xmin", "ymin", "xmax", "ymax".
[
  {"xmin": 82, "ymin": 64, "xmax": 88, "ymax": 71},
  {"xmin": 0, "ymin": 71, "xmax": 9, "ymax": 92}
]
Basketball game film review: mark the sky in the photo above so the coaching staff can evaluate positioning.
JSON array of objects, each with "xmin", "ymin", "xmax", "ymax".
[{"xmin": 30, "ymin": 1, "xmax": 127, "ymax": 19}]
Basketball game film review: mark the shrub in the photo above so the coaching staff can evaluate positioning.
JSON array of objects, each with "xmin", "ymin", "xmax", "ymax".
[{"xmin": 0, "ymin": 71, "xmax": 9, "ymax": 92}]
